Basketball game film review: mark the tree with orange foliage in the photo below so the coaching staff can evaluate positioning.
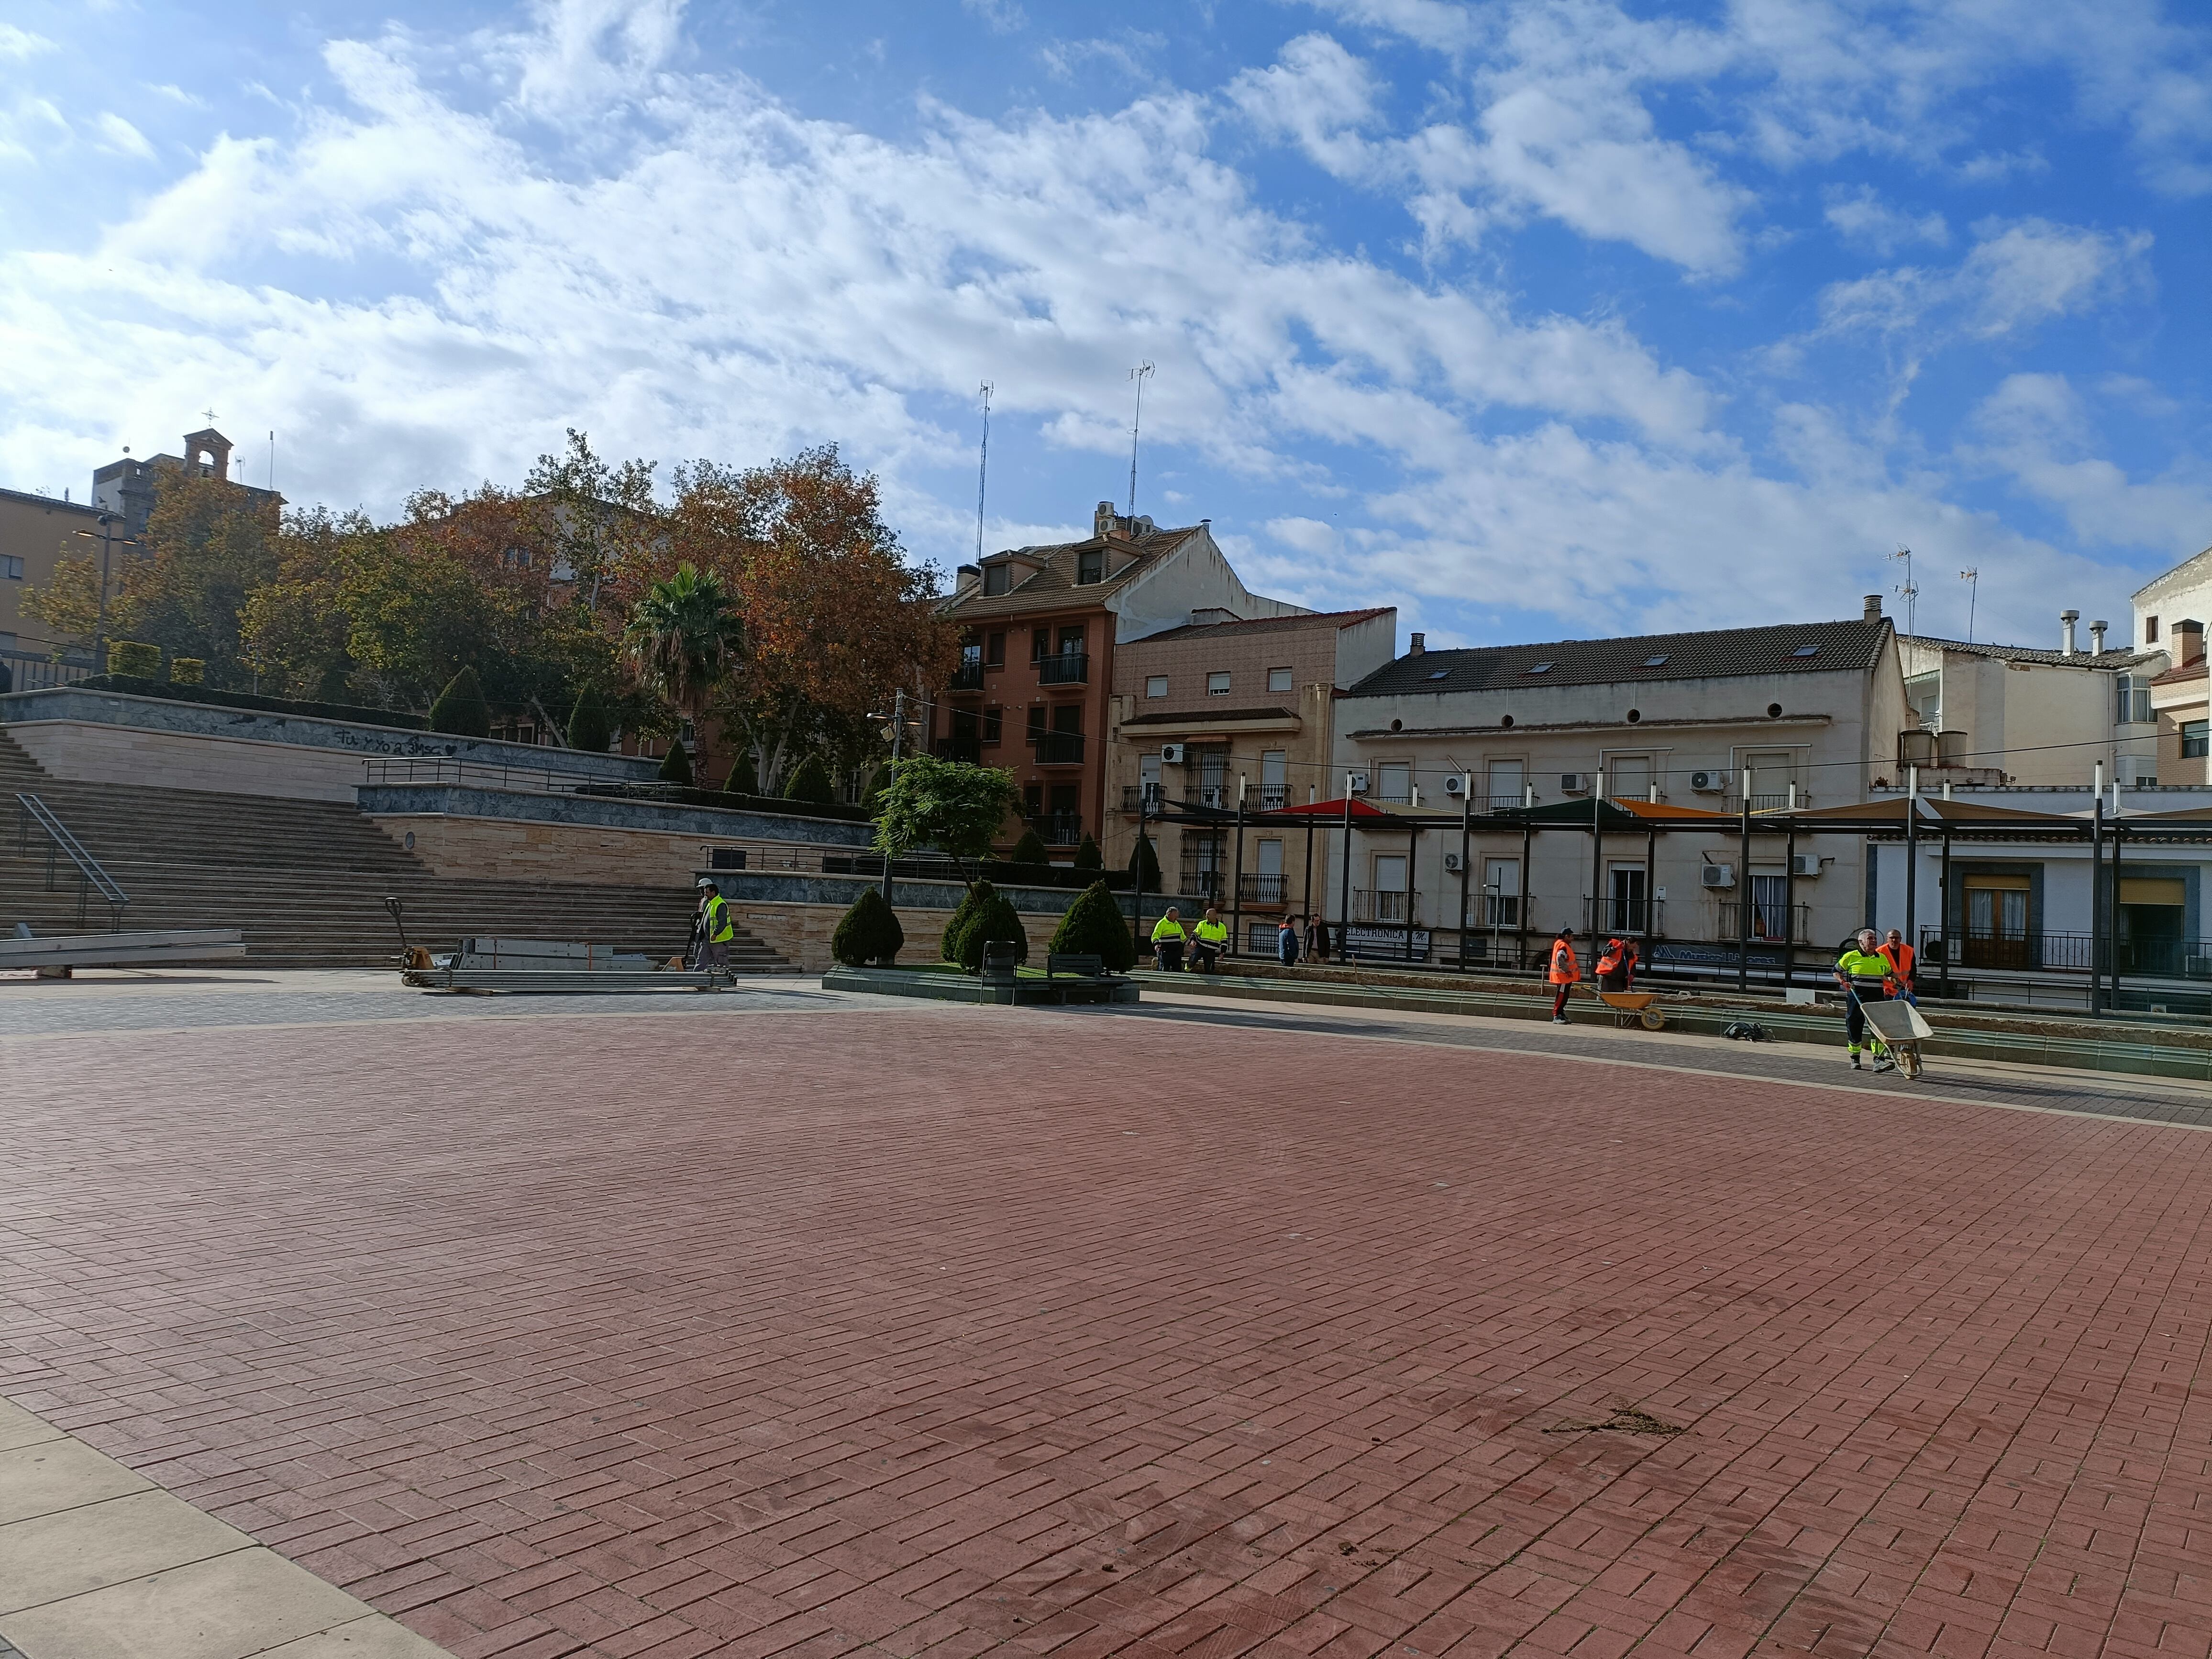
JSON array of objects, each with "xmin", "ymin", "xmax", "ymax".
[{"xmin": 660, "ymin": 445, "xmax": 957, "ymax": 793}]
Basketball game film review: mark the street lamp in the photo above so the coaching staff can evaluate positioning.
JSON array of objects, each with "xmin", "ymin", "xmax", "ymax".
[{"xmin": 71, "ymin": 516, "xmax": 140, "ymax": 671}]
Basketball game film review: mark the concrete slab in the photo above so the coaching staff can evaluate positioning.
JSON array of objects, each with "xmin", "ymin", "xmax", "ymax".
[
  {"xmin": 0, "ymin": 1491, "xmax": 254, "ymax": 1614},
  {"xmin": 0, "ymin": 1397, "xmax": 63, "ymax": 1454},
  {"xmin": 257, "ymin": 1615, "xmax": 458, "ymax": 1657},
  {"xmin": 0, "ymin": 1439, "xmax": 150, "ymax": 1526},
  {"xmin": 0, "ymin": 1549, "xmax": 376, "ymax": 1659}
]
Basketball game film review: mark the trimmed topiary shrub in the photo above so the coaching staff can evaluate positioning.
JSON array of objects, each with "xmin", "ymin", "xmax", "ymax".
[
  {"xmin": 168, "ymin": 657, "xmax": 205, "ymax": 685},
  {"xmin": 784, "ymin": 754, "xmax": 836, "ymax": 806},
  {"xmin": 955, "ymin": 889, "xmax": 1028, "ymax": 970},
  {"xmin": 1050, "ymin": 879, "xmax": 1136, "ymax": 972},
  {"xmin": 1008, "ymin": 828, "xmax": 1050, "ymax": 868},
  {"xmin": 1073, "ymin": 834, "xmax": 1103, "ymax": 871},
  {"xmin": 831, "ymin": 887, "xmax": 906, "ymax": 966},
  {"xmin": 108, "ymin": 641, "xmax": 160, "ymax": 678},
  {"xmin": 566, "ymin": 686, "xmax": 612, "ymax": 752},
  {"xmin": 940, "ymin": 880, "xmax": 993, "ymax": 963},
  {"xmin": 1127, "ymin": 834, "xmax": 1162, "ymax": 891},
  {"xmin": 657, "ymin": 741, "xmax": 695, "ymax": 785},
  {"xmin": 428, "ymin": 667, "xmax": 491, "ymax": 737},
  {"xmin": 724, "ymin": 750, "xmax": 759, "ymax": 796}
]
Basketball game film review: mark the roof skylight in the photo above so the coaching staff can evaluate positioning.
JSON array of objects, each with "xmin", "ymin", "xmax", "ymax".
[
  {"xmin": 1792, "ymin": 644, "xmax": 1820, "ymax": 658},
  {"xmin": 1642, "ymin": 654, "xmax": 1669, "ymax": 667},
  {"xmin": 1526, "ymin": 661, "xmax": 1554, "ymax": 674},
  {"xmin": 1427, "ymin": 669, "xmax": 1449, "ymax": 680}
]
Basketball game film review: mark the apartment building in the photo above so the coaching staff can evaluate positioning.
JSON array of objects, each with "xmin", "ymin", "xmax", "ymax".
[
  {"xmin": 1896, "ymin": 611, "xmax": 2160, "ymax": 788},
  {"xmin": 932, "ymin": 502, "xmax": 1304, "ymax": 852},
  {"xmin": 1323, "ymin": 601, "xmax": 1907, "ymax": 968},
  {"xmin": 1105, "ymin": 607, "xmax": 1396, "ymax": 931}
]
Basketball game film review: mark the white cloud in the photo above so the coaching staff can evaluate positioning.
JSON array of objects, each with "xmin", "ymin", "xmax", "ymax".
[
  {"xmin": 0, "ymin": 24, "xmax": 56, "ymax": 61},
  {"xmin": 1227, "ymin": 34, "xmax": 1383, "ymax": 182},
  {"xmin": 1962, "ymin": 374, "xmax": 2212, "ymax": 551},
  {"xmin": 1824, "ymin": 187, "xmax": 1947, "ymax": 255},
  {"xmin": 962, "ymin": 0, "xmax": 1026, "ymax": 35},
  {"xmin": 91, "ymin": 112, "xmax": 155, "ymax": 160},
  {"xmin": 1814, "ymin": 219, "xmax": 2151, "ymax": 343}
]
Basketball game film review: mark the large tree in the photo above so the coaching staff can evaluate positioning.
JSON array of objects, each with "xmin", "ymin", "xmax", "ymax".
[
  {"xmin": 664, "ymin": 446, "xmax": 958, "ymax": 793},
  {"xmin": 623, "ymin": 564, "xmax": 741, "ymax": 747},
  {"xmin": 119, "ymin": 469, "xmax": 284, "ymax": 686},
  {"xmin": 523, "ymin": 429, "xmax": 661, "ymax": 621}
]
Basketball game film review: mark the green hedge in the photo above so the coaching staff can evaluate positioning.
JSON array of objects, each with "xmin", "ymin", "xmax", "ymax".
[
  {"xmin": 1050, "ymin": 879, "xmax": 1136, "ymax": 972},
  {"xmin": 107, "ymin": 641, "xmax": 161, "ymax": 678},
  {"xmin": 75, "ymin": 675, "xmax": 430, "ymax": 730},
  {"xmin": 831, "ymin": 888, "xmax": 905, "ymax": 966}
]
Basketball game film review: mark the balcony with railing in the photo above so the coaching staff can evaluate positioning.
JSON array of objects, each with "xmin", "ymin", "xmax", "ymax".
[
  {"xmin": 1238, "ymin": 872, "xmax": 1290, "ymax": 904},
  {"xmin": 1121, "ymin": 784, "xmax": 1164, "ymax": 813},
  {"xmin": 1724, "ymin": 792, "xmax": 1812, "ymax": 814},
  {"xmin": 1259, "ymin": 785, "xmax": 1288, "ymax": 810},
  {"xmin": 1717, "ymin": 900, "xmax": 1811, "ymax": 943},
  {"xmin": 1031, "ymin": 731, "xmax": 1085, "ymax": 764},
  {"xmin": 1583, "ymin": 897, "xmax": 1666, "ymax": 935},
  {"xmin": 1177, "ymin": 864, "xmax": 1228, "ymax": 904},
  {"xmin": 934, "ymin": 736, "xmax": 981, "ymax": 763},
  {"xmin": 1037, "ymin": 652, "xmax": 1090, "ymax": 686},
  {"xmin": 1353, "ymin": 888, "xmax": 1418, "ymax": 924},
  {"xmin": 1186, "ymin": 784, "xmax": 1228, "ymax": 809},
  {"xmin": 1919, "ymin": 928, "xmax": 2212, "ymax": 976},
  {"xmin": 950, "ymin": 658, "xmax": 985, "ymax": 691},
  {"xmin": 1027, "ymin": 811, "xmax": 1083, "ymax": 847}
]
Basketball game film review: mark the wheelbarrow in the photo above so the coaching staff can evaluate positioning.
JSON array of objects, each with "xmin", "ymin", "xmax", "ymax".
[
  {"xmin": 1860, "ymin": 996, "xmax": 1933, "ymax": 1081},
  {"xmin": 1597, "ymin": 989, "xmax": 1666, "ymax": 1030}
]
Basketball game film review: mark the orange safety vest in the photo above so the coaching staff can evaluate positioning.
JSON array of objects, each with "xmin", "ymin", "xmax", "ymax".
[
  {"xmin": 1879, "ymin": 940, "xmax": 1915, "ymax": 990},
  {"xmin": 1549, "ymin": 939, "xmax": 1581, "ymax": 984},
  {"xmin": 1595, "ymin": 940, "xmax": 1626, "ymax": 977}
]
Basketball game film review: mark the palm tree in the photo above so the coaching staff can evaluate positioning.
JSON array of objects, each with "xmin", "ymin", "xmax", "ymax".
[{"xmin": 624, "ymin": 563, "xmax": 741, "ymax": 744}]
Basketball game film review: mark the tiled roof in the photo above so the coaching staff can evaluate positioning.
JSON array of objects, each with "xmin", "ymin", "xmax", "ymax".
[
  {"xmin": 0, "ymin": 486, "xmax": 103, "ymax": 517},
  {"xmin": 1122, "ymin": 706, "xmax": 1296, "ymax": 727},
  {"xmin": 2152, "ymin": 659, "xmax": 2208, "ymax": 686},
  {"xmin": 1902, "ymin": 634, "xmax": 2153, "ymax": 669},
  {"xmin": 1139, "ymin": 607, "xmax": 1390, "ymax": 642},
  {"xmin": 1345, "ymin": 618, "xmax": 1894, "ymax": 697},
  {"xmin": 946, "ymin": 525, "xmax": 1200, "ymax": 621}
]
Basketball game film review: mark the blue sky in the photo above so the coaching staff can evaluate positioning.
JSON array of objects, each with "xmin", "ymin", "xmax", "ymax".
[{"xmin": 2, "ymin": 0, "xmax": 2208, "ymax": 651}]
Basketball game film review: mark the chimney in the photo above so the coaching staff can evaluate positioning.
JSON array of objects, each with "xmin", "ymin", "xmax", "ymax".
[
  {"xmin": 1408, "ymin": 632, "xmax": 1426, "ymax": 656},
  {"xmin": 2090, "ymin": 619, "xmax": 2108, "ymax": 654},
  {"xmin": 1093, "ymin": 501, "xmax": 1117, "ymax": 540},
  {"xmin": 2177, "ymin": 619, "xmax": 2206, "ymax": 666},
  {"xmin": 955, "ymin": 563, "xmax": 981, "ymax": 595},
  {"xmin": 1863, "ymin": 594, "xmax": 1882, "ymax": 623},
  {"xmin": 2061, "ymin": 609, "xmax": 2079, "ymax": 656}
]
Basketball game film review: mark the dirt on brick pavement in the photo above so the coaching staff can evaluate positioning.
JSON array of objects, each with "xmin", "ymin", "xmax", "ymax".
[{"xmin": 3, "ymin": 1001, "xmax": 2210, "ymax": 1659}]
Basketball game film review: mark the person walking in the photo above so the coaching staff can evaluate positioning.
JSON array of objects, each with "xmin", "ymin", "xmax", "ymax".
[
  {"xmin": 1191, "ymin": 906, "xmax": 1229, "ymax": 973},
  {"xmin": 1548, "ymin": 927, "xmax": 1581, "ymax": 1023},
  {"xmin": 1150, "ymin": 906, "xmax": 1188, "ymax": 972},
  {"xmin": 693, "ymin": 876, "xmax": 734, "ymax": 973},
  {"xmin": 1879, "ymin": 928, "xmax": 1919, "ymax": 1006},
  {"xmin": 1836, "ymin": 928, "xmax": 1893, "ymax": 1070},
  {"xmin": 1277, "ymin": 915, "xmax": 1301, "ymax": 965},
  {"xmin": 1306, "ymin": 914, "xmax": 1329, "ymax": 961}
]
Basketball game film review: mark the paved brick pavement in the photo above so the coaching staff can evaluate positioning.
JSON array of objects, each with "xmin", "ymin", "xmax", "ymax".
[{"xmin": 4, "ymin": 1002, "xmax": 2212, "ymax": 1659}]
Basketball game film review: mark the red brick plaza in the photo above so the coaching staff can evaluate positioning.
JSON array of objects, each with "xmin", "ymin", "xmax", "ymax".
[{"xmin": 4, "ymin": 1004, "xmax": 2211, "ymax": 1659}]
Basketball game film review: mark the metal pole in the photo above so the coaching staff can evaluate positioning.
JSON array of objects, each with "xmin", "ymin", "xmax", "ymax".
[
  {"xmin": 1520, "ymin": 820, "xmax": 1533, "ymax": 973},
  {"xmin": 2090, "ymin": 763, "xmax": 2103, "ymax": 1017},
  {"xmin": 1645, "ymin": 818, "xmax": 1657, "ymax": 940},
  {"xmin": 1404, "ymin": 823, "xmax": 1416, "ymax": 963},
  {"xmin": 1458, "ymin": 774, "xmax": 1472, "ymax": 971},
  {"xmin": 2111, "ymin": 817, "xmax": 2125, "ymax": 1014},
  {"xmin": 1231, "ymin": 777, "xmax": 1246, "ymax": 961},
  {"xmin": 1782, "ymin": 818, "xmax": 1796, "ymax": 992},
  {"xmin": 1134, "ymin": 790, "xmax": 1149, "ymax": 957},
  {"xmin": 1939, "ymin": 823, "xmax": 1953, "ymax": 998},
  {"xmin": 1589, "ymin": 771, "xmax": 1605, "ymax": 942},
  {"xmin": 1904, "ymin": 766, "xmax": 1919, "ymax": 969},
  {"xmin": 1338, "ymin": 779, "xmax": 1354, "ymax": 962},
  {"xmin": 1303, "ymin": 788, "xmax": 1315, "ymax": 956},
  {"xmin": 1737, "ymin": 767, "xmax": 1752, "ymax": 992}
]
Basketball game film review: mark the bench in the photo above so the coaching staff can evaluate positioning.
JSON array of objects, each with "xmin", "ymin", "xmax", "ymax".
[{"xmin": 1045, "ymin": 952, "xmax": 1124, "ymax": 1003}]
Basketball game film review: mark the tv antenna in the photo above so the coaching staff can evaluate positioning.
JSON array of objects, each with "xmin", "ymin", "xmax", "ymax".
[
  {"xmin": 1891, "ymin": 545, "xmax": 1917, "ymax": 637},
  {"xmin": 1958, "ymin": 568, "xmax": 1979, "ymax": 643},
  {"xmin": 974, "ymin": 383, "xmax": 993, "ymax": 564},
  {"xmin": 1127, "ymin": 361, "xmax": 1153, "ymax": 517}
]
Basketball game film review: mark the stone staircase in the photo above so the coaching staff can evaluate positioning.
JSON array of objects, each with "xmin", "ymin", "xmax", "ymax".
[{"xmin": 0, "ymin": 732, "xmax": 792, "ymax": 971}]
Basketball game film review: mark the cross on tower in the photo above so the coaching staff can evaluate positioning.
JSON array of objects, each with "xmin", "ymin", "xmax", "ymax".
[{"xmin": 201, "ymin": 407, "xmax": 219, "ymax": 426}]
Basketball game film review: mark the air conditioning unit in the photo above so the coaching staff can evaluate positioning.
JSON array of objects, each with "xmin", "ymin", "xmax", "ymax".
[
  {"xmin": 1701, "ymin": 863, "xmax": 1735, "ymax": 889},
  {"xmin": 1560, "ymin": 772, "xmax": 1589, "ymax": 794},
  {"xmin": 1159, "ymin": 743, "xmax": 1186, "ymax": 764},
  {"xmin": 1443, "ymin": 851, "xmax": 1464, "ymax": 873},
  {"xmin": 1442, "ymin": 775, "xmax": 1466, "ymax": 796},
  {"xmin": 1347, "ymin": 771, "xmax": 1370, "ymax": 794},
  {"xmin": 1790, "ymin": 854, "xmax": 1822, "ymax": 878},
  {"xmin": 1690, "ymin": 769, "xmax": 1726, "ymax": 793}
]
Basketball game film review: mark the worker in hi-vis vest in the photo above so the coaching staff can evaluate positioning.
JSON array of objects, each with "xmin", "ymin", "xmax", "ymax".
[
  {"xmin": 694, "ymin": 876, "xmax": 735, "ymax": 971},
  {"xmin": 1190, "ymin": 907, "xmax": 1230, "ymax": 974},
  {"xmin": 1150, "ymin": 907, "xmax": 1188, "ymax": 973},
  {"xmin": 1548, "ymin": 927, "xmax": 1581, "ymax": 1024}
]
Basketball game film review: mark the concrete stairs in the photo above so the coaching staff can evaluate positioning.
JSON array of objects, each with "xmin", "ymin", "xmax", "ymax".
[{"xmin": 0, "ymin": 732, "xmax": 793, "ymax": 971}]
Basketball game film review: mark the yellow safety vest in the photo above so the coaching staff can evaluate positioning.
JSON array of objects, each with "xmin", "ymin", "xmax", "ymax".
[
  {"xmin": 1194, "ymin": 920, "xmax": 1229, "ymax": 946},
  {"xmin": 704, "ymin": 892, "xmax": 734, "ymax": 943},
  {"xmin": 1150, "ymin": 917, "xmax": 1187, "ymax": 942}
]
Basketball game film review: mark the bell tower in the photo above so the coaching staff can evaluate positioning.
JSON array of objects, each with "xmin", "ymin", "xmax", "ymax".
[{"xmin": 181, "ymin": 427, "xmax": 233, "ymax": 480}]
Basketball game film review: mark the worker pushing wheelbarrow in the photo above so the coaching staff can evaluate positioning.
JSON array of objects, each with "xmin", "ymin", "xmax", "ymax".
[
  {"xmin": 1836, "ymin": 928, "xmax": 1930, "ymax": 1080},
  {"xmin": 1593, "ymin": 935, "xmax": 1667, "ymax": 1030}
]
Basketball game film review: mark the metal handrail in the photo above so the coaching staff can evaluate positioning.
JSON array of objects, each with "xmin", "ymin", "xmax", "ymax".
[{"xmin": 14, "ymin": 792, "xmax": 129, "ymax": 929}]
